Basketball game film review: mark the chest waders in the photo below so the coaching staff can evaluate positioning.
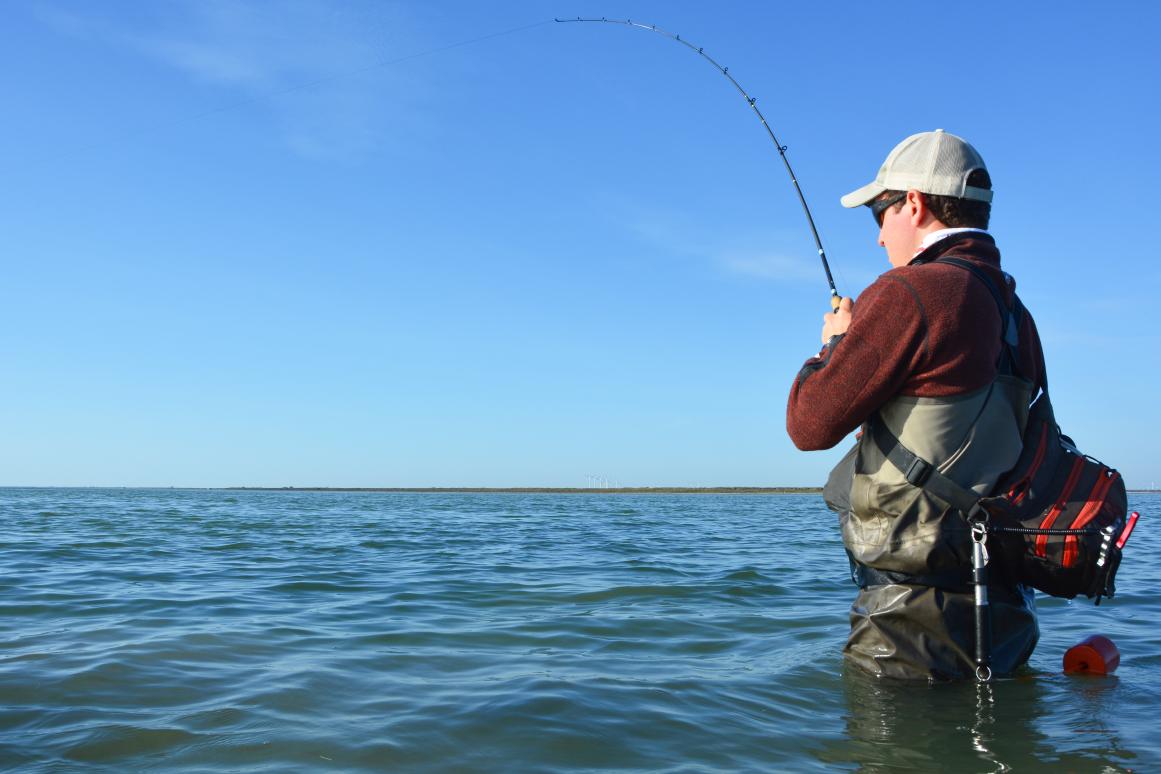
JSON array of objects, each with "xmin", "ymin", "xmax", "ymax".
[
  {"xmin": 831, "ymin": 256, "xmax": 1035, "ymax": 682},
  {"xmin": 870, "ymin": 257, "xmax": 1032, "ymax": 682}
]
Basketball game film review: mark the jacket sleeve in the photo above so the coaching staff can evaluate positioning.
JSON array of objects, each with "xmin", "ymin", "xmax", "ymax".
[{"xmin": 786, "ymin": 273, "xmax": 931, "ymax": 450}]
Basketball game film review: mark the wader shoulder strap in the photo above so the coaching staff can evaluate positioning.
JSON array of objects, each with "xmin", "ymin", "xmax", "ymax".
[{"xmin": 868, "ymin": 414, "xmax": 983, "ymax": 517}]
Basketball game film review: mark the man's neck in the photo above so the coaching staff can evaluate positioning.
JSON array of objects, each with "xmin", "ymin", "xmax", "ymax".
[{"xmin": 916, "ymin": 226, "xmax": 990, "ymax": 254}]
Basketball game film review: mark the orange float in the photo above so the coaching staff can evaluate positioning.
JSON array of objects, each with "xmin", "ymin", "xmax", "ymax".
[{"xmin": 1063, "ymin": 634, "xmax": 1120, "ymax": 675}]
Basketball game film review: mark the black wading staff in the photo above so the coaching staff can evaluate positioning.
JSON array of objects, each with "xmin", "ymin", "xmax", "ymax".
[{"xmin": 555, "ymin": 17, "xmax": 842, "ymax": 311}]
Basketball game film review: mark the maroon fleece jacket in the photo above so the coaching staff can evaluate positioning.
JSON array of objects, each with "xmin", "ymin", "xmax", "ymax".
[{"xmin": 787, "ymin": 233, "xmax": 1043, "ymax": 451}]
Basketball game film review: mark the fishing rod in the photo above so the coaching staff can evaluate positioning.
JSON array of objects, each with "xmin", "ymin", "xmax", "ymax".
[{"xmin": 555, "ymin": 17, "xmax": 841, "ymax": 311}]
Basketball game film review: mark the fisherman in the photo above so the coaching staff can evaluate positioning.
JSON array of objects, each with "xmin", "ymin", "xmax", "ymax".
[{"xmin": 786, "ymin": 130, "xmax": 1042, "ymax": 681}]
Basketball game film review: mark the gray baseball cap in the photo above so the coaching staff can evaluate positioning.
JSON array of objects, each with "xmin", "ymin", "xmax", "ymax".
[{"xmin": 840, "ymin": 129, "xmax": 993, "ymax": 208}]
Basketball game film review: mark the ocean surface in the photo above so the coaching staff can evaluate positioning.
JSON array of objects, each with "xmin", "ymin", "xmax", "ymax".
[{"xmin": 1, "ymin": 488, "xmax": 1158, "ymax": 772}]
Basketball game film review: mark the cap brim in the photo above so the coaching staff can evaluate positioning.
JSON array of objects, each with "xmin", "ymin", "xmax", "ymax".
[{"xmin": 840, "ymin": 181, "xmax": 885, "ymax": 209}]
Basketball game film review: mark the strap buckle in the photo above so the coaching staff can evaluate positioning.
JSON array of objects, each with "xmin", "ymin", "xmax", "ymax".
[{"xmin": 904, "ymin": 456, "xmax": 933, "ymax": 486}]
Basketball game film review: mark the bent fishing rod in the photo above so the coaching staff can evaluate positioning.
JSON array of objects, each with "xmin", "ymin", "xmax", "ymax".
[{"xmin": 555, "ymin": 17, "xmax": 841, "ymax": 311}]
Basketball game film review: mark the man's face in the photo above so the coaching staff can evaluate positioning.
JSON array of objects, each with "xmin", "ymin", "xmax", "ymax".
[{"xmin": 876, "ymin": 192, "xmax": 915, "ymax": 268}]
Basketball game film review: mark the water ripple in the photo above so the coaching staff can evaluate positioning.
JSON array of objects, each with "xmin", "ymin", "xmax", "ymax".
[{"xmin": 0, "ymin": 488, "xmax": 1157, "ymax": 772}]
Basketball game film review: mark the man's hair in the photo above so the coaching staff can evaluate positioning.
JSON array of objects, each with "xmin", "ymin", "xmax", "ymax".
[{"xmin": 884, "ymin": 168, "xmax": 993, "ymax": 229}]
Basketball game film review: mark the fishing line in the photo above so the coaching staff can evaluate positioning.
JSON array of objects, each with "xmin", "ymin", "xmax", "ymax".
[{"xmin": 555, "ymin": 17, "xmax": 841, "ymax": 309}]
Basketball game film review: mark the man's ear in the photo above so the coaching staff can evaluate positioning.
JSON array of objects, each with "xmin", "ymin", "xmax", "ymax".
[{"xmin": 906, "ymin": 189, "xmax": 933, "ymax": 228}]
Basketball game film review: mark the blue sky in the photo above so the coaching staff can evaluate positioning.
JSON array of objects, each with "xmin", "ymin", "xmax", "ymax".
[{"xmin": 2, "ymin": 1, "xmax": 1158, "ymax": 488}]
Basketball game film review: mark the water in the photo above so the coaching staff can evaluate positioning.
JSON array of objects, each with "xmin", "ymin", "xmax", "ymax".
[{"xmin": 1, "ymin": 488, "xmax": 1158, "ymax": 772}]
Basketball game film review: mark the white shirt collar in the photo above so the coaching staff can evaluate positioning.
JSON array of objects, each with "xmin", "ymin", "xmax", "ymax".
[{"xmin": 916, "ymin": 227, "xmax": 990, "ymax": 254}]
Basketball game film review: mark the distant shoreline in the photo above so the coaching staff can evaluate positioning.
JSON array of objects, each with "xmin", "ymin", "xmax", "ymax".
[
  {"xmin": 224, "ymin": 486, "xmax": 825, "ymax": 495},
  {"xmin": 4, "ymin": 486, "xmax": 1159, "ymax": 494},
  {"xmin": 222, "ymin": 486, "xmax": 1161, "ymax": 496}
]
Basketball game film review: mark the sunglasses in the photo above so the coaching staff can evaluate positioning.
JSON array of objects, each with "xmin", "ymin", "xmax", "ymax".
[{"xmin": 870, "ymin": 192, "xmax": 907, "ymax": 227}]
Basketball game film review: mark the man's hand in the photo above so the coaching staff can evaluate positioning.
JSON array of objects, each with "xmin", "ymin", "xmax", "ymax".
[{"xmin": 821, "ymin": 296, "xmax": 853, "ymax": 345}]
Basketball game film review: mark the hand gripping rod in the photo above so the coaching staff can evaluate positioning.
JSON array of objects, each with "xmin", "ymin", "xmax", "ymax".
[{"xmin": 555, "ymin": 17, "xmax": 841, "ymax": 310}]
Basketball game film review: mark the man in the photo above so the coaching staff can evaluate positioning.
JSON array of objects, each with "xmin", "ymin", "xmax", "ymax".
[{"xmin": 786, "ymin": 130, "xmax": 1041, "ymax": 681}]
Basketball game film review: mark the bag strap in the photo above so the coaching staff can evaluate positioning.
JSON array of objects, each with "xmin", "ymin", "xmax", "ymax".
[
  {"xmin": 935, "ymin": 256, "xmax": 1046, "ymax": 394},
  {"xmin": 868, "ymin": 414, "xmax": 984, "ymax": 517},
  {"xmin": 935, "ymin": 257, "xmax": 1023, "ymax": 373}
]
